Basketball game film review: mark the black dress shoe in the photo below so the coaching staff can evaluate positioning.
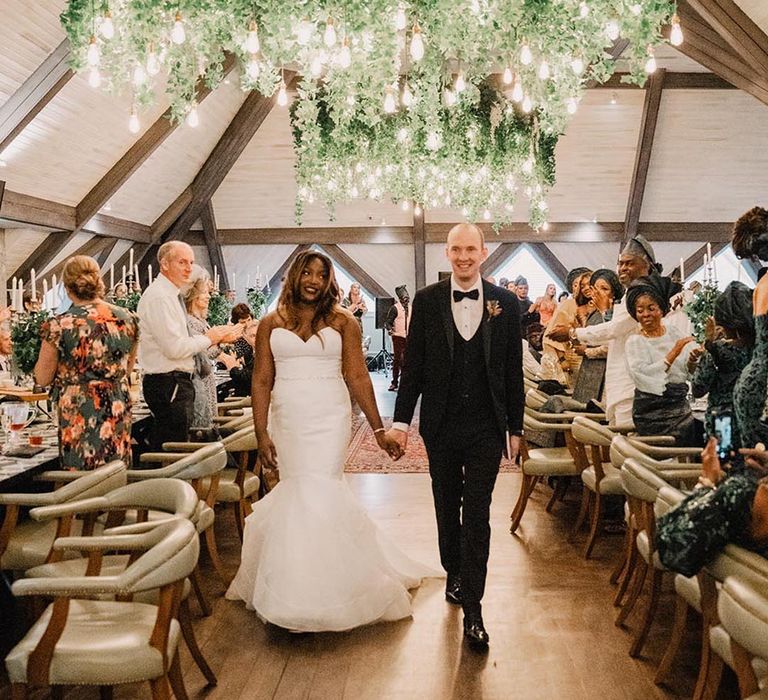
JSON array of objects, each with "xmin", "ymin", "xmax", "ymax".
[
  {"xmin": 463, "ymin": 613, "xmax": 490, "ymax": 649},
  {"xmin": 388, "ymin": 383, "xmax": 398, "ymax": 391},
  {"xmin": 445, "ymin": 575, "xmax": 463, "ymax": 605}
]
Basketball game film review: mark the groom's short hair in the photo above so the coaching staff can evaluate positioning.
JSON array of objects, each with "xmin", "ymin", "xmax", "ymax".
[{"xmin": 447, "ymin": 223, "xmax": 485, "ymax": 248}]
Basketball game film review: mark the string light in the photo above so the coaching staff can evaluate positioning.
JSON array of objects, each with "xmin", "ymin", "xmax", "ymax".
[
  {"xmin": 511, "ymin": 76, "xmax": 523, "ymax": 102},
  {"xmin": 502, "ymin": 66, "xmax": 513, "ymax": 85},
  {"xmin": 579, "ymin": 2, "xmax": 589, "ymax": 18},
  {"xmin": 246, "ymin": 20, "xmax": 260, "ymax": 53},
  {"xmin": 310, "ymin": 54, "xmax": 323, "ymax": 77},
  {"xmin": 401, "ymin": 81, "xmax": 414, "ymax": 107},
  {"xmin": 483, "ymin": 209, "xmax": 491, "ymax": 220},
  {"xmin": 410, "ymin": 24, "xmax": 424, "ymax": 61},
  {"xmin": 395, "ymin": 4, "xmax": 407, "ymax": 31},
  {"xmin": 324, "ymin": 18, "xmax": 337, "ymax": 47},
  {"xmin": 186, "ymin": 103, "xmax": 199, "ymax": 127},
  {"xmin": 443, "ymin": 88, "xmax": 456, "ymax": 107},
  {"xmin": 171, "ymin": 12, "xmax": 186, "ymax": 45},
  {"xmin": 670, "ymin": 14, "xmax": 684, "ymax": 46},
  {"xmin": 396, "ymin": 127, "xmax": 409, "ymax": 142},
  {"xmin": 522, "ymin": 95, "xmax": 532, "ymax": 113},
  {"xmin": 277, "ymin": 80, "xmax": 288, "ymax": 106},
  {"xmin": 99, "ymin": 11, "xmax": 114, "ymax": 39},
  {"xmin": 426, "ymin": 131, "xmax": 441, "ymax": 150},
  {"xmin": 455, "ymin": 71, "xmax": 466, "ymax": 93},
  {"xmin": 246, "ymin": 57, "xmax": 261, "ymax": 80},
  {"xmin": 538, "ymin": 60, "xmax": 550, "ymax": 80},
  {"xmin": 147, "ymin": 47, "xmax": 160, "ymax": 76},
  {"xmin": 630, "ymin": 4, "xmax": 642, "ymax": 15},
  {"xmin": 414, "ymin": 203, "xmax": 422, "ymax": 216},
  {"xmin": 296, "ymin": 17, "xmax": 313, "ymax": 45},
  {"xmin": 132, "ymin": 63, "xmax": 146, "ymax": 87},
  {"xmin": 383, "ymin": 87, "xmax": 397, "ymax": 113},
  {"xmin": 128, "ymin": 107, "xmax": 140, "ymax": 133},
  {"xmin": 88, "ymin": 67, "xmax": 101, "ymax": 88},
  {"xmin": 644, "ymin": 45, "xmax": 657, "ymax": 74},
  {"xmin": 87, "ymin": 35, "xmax": 100, "ymax": 67},
  {"xmin": 339, "ymin": 36, "xmax": 351, "ymax": 68},
  {"xmin": 566, "ymin": 97, "xmax": 578, "ymax": 114},
  {"xmin": 401, "ymin": 200, "xmax": 410, "ymax": 211},
  {"xmin": 520, "ymin": 43, "xmax": 532, "ymax": 65},
  {"xmin": 605, "ymin": 19, "xmax": 620, "ymax": 41},
  {"xmin": 570, "ymin": 56, "xmax": 584, "ymax": 75}
]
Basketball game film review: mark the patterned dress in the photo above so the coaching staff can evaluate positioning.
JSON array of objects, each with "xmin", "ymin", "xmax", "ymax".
[
  {"xmin": 42, "ymin": 301, "xmax": 138, "ymax": 470},
  {"xmin": 733, "ymin": 314, "xmax": 768, "ymax": 448},
  {"xmin": 187, "ymin": 314, "xmax": 221, "ymax": 432}
]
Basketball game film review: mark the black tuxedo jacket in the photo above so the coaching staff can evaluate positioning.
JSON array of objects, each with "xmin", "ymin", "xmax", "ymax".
[{"xmin": 393, "ymin": 278, "xmax": 524, "ymax": 442}]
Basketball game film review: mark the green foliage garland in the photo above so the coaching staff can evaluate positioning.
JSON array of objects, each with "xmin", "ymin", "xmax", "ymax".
[
  {"xmin": 247, "ymin": 286, "xmax": 269, "ymax": 319},
  {"xmin": 11, "ymin": 311, "xmax": 53, "ymax": 377},
  {"xmin": 207, "ymin": 291, "xmax": 233, "ymax": 327},
  {"xmin": 114, "ymin": 290, "xmax": 142, "ymax": 313},
  {"xmin": 684, "ymin": 283, "xmax": 720, "ymax": 344}
]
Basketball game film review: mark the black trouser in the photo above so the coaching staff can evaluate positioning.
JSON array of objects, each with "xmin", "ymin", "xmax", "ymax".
[
  {"xmin": 424, "ymin": 420, "xmax": 504, "ymax": 615},
  {"xmin": 391, "ymin": 335, "xmax": 407, "ymax": 385},
  {"xmin": 142, "ymin": 372, "xmax": 194, "ymax": 452}
]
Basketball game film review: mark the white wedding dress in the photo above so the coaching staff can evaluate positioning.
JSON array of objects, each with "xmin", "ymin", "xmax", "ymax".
[{"xmin": 226, "ymin": 326, "xmax": 436, "ymax": 632}]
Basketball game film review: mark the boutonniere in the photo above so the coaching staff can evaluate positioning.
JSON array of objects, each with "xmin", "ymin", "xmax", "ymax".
[{"xmin": 486, "ymin": 300, "xmax": 502, "ymax": 319}]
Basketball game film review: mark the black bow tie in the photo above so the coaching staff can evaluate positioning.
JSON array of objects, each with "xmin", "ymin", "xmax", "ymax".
[{"xmin": 453, "ymin": 289, "xmax": 479, "ymax": 302}]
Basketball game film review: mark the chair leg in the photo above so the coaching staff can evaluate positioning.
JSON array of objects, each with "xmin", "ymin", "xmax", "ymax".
[
  {"xmin": 168, "ymin": 652, "xmax": 190, "ymax": 700},
  {"xmin": 616, "ymin": 559, "xmax": 648, "ymax": 627},
  {"xmin": 149, "ymin": 675, "xmax": 171, "ymax": 700},
  {"xmin": 655, "ymin": 594, "xmax": 691, "ymax": 685},
  {"xmin": 610, "ymin": 523, "xmax": 632, "ymax": 586},
  {"xmin": 693, "ymin": 647, "xmax": 724, "ymax": 700},
  {"xmin": 545, "ymin": 478, "xmax": 568, "ymax": 513},
  {"xmin": 510, "ymin": 474, "xmax": 536, "ymax": 534},
  {"xmin": 570, "ymin": 488, "xmax": 591, "ymax": 542},
  {"xmin": 613, "ymin": 532, "xmax": 639, "ymax": 607},
  {"xmin": 51, "ymin": 688, "xmax": 64, "ymax": 700},
  {"xmin": 190, "ymin": 566, "xmax": 212, "ymax": 617},
  {"xmin": 204, "ymin": 526, "xmax": 229, "ymax": 585},
  {"xmin": 583, "ymin": 492, "xmax": 604, "ymax": 559},
  {"xmin": 99, "ymin": 686, "xmax": 114, "ymax": 700},
  {"xmin": 629, "ymin": 568, "xmax": 664, "ymax": 657},
  {"xmin": 10, "ymin": 684, "xmax": 27, "ymax": 700},
  {"xmin": 232, "ymin": 501, "xmax": 244, "ymax": 542},
  {"xmin": 179, "ymin": 599, "xmax": 217, "ymax": 686}
]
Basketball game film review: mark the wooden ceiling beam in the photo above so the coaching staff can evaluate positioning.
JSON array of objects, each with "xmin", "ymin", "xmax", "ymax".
[
  {"xmin": 75, "ymin": 53, "xmax": 237, "ymax": 229},
  {"xmin": 624, "ymin": 68, "xmax": 666, "ymax": 244},
  {"xmin": 481, "ymin": 243, "xmax": 521, "ymax": 277},
  {"xmin": 265, "ymin": 243, "xmax": 312, "ymax": 305},
  {"xmin": 317, "ymin": 244, "xmax": 391, "ymax": 299},
  {"xmin": 11, "ymin": 230, "xmax": 73, "ymax": 282},
  {"xmin": 684, "ymin": 0, "xmax": 768, "ymax": 76},
  {"xmin": 200, "ymin": 200, "xmax": 229, "ymax": 290},
  {"xmin": 41, "ymin": 235, "xmax": 112, "ymax": 285},
  {"xmin": 526, "ymin": 243, "xmax": 569, "ymax": 287},
  {"xmin": 671, "ymin": 240, "xmax": 728, "ymax": 281},
  {"xmin": 0, "ymin": 40, "xmax": 73, "ymax": 154},
  {"xmin": 597, "ymin": 71, "xmax": 734, "ymax": 90},
  {"xmin": 413, "ymin": 208, "xmax": 426, "ymax": 290}
]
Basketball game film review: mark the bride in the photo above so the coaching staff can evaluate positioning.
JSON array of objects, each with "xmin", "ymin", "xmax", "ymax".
[{"xmin": 226, "ymin": 251, "xmax": 436, "ymax": 631}]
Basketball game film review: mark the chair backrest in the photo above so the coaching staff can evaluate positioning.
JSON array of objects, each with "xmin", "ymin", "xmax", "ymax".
[
  {"xmin": 621, "ymin": 459, "xmax": 669, "ymax": 504},
  {"xmin": 718, "ymin": 576, "xmax": 768, "ymax": 661},
  {"xmin": 47, "ymin": 461, "xmax": 127, "ymax": 503},
  {"xmin": 572, "ymin": 416, "xmax": 614, "ymax": 448},
  {"xmin": 707, "ymin": 543, "xmax": 768, "ymax": 590},
  {"xmin": 525, "ymin": 388, "xmax": 548, "ymax": 410},
  {"xmin": 117, "ymin": 519, "xmax": 200, "ymax": 594},
  {"xmin": 610, "ymin": 436, "xmax": 700, "ymax": 483},
  {"xmin": 654, "ymin": 484, "xmax": 686, "ymax": 519},
  {"xmin": 222, "ymin": 426, "xmax": 258, "ymax": 453},
  {"xmin": 523, "ymin": 413, "xmax": 572, "ymax": 433},
  {"xmin": 129, "ymin": 443, "xmax": 227, "ymax": 481}
]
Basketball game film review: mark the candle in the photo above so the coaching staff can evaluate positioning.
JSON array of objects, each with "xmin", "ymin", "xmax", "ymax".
[
  {"xmin": 214, "ymin": 265, "xmax": 218, "ymax": 286},
  {"xmin": 10, "ymin": 277, "xmax": 16, "ymax": 309},
  {"xmin": 51, "ymin": 274, "xmax": 58, "ymax": 308},
  {"xmin": 17, "ymin": 279, "xmax": 23, "ymax": 311},
  {"xmin": 122, "ymin": 266, "xmax": 126, "ymax": 286},
  {"xmin": 737, "ymin": 263, "xmax": 743, "ymax": 282},
  {"xmin": 148, "ymin": 264, "xmax": 153, "ymax": 284},
  {"xmin": 110, "ymin": 264, "xmax": 114, "ymax": 290},
  {"xmin": 129, "ymin": 247, "xmax": 134, "ymax": 275},
  {"xmin": 43, "ymin": 279, "xmax": 48, "ymax": 306},
  {"xmin": 706, "ymin": 242, "xmax": 712, "ymax": 261},
  {"xmin": 134, "ymin": 265, "xmax": 140, "ymax": 288},
  {"xmin": 232, "ymin": 271, "xmax": 236, "ymax": 292},
  {"xmin": 30, "ymin": 268, "xmax": 36, "ymax": 301},
  {"xmin": 246, "ymin": 272, "xmax": 250, "ymax": 290},
  {"xmin": 679, "ymin": 257, "xmax": 685, "ymax": 284},
  {"xmin": 712, "ymin": 253, "xmax": 718, "ymax": 283}
]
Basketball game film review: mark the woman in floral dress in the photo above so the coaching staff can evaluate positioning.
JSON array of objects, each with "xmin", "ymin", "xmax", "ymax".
[{"xmin": 34, "ymin": 255, "xmax": 139, "ymax": 470}]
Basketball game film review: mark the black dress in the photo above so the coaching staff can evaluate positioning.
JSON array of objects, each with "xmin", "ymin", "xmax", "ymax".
[{"xmin": 733, "ymin": 314, "xmax": 768, "ymax": 448}]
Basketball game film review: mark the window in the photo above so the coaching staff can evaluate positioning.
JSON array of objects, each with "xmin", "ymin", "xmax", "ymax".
[
  {"xmin": 687, "ymin": 247, "xmax": 754, "ymax": 288},
  {"xmin": 491, "ymin": 245, "xmax": 561, "ymax": 299}
]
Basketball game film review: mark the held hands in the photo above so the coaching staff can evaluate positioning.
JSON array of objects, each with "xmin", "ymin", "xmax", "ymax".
[
  {"xmin": 375, "ymin": 430, "xmax": 404, "ymax": 460},
  {"xmin": 384, "ymin": 428, "xmax": 408, "ymax": 459}
]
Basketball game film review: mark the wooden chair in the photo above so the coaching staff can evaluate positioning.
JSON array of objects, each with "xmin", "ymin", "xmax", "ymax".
[{"xmin": 5, "ymin": 519, "xmax": 199, "ymax": 700}]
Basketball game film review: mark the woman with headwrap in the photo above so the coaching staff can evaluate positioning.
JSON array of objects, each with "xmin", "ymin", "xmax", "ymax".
[
  {"xmin": 624, "ymin": 275, "xmax": 700, "ymax": 445},
  {"xmin": 688, "ymin": 281, "xmax": 754, "ymax": 447}
]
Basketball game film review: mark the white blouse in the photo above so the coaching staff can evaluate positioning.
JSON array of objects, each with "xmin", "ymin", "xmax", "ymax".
[{"xmin": 624, "ymin": 324, "xmax": 694, "ymax": 396}]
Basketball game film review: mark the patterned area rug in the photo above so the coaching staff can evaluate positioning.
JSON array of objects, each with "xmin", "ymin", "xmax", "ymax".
[{"xmin": 344, "ymin": 416, "xmax": 520, "ymax": 473}]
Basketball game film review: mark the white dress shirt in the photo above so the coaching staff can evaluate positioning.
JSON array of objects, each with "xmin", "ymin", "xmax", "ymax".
[
  {"xmin": 451, "ymin": 274, "xmax": 484, "ymax": 341},
  {"xmin": 137, "ymin": 274, "xmax": 210, "ymax": 374}
]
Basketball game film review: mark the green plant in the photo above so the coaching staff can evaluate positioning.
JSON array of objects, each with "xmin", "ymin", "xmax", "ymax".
[
  {"xmin": 247, "ymin": 286, "xmax": 269, "ymax": 319},
  {"xmin": 114, "ymin": 290, "xmax": 142, "ymax": 313},
  {"xmin": 207, "ymin": 291, "xmax": 233, "ymax": 327},
  {"xmin": 11, "ymin": 310, "xmax": 52, "ymax": 376},
  {"xmin": 684, "ymin": 283, "xmax": 720, "ymax": 343}
]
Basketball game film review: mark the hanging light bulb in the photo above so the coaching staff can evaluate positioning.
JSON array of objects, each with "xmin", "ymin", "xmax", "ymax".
[
  {"xmin": 351, "ymin": 185, "xmax": 359, "ymax": 198},
  {"xmin": 277, "ymin": 80, "xmax": 288, "ymax": 106},
  {"xmin": 246, "ymin": 57, "xmax": 260, "ymax": 80},
  {"xmin": 538, "ymin": 60, "xmax": 550, "ymax": 80},
  {"xmin": 455, "ymin": 71, "xmax": 466, "ymax": 93},
  {"xmin": 401, "ymin": 200, "xmax": 410, "ymax": 211},
  {"xmin": 630, "ymin": 4, "xmax": 643, "ymax": 15},
  {"xmin": 542, "ymin": 221, "xmax": 550, "ymax": 231},
  {"xmin": 339, "ymin": 36, "xmax": 352, "ymax": 68},
  {"xmin": 310, "ymin": 54, "xmax": 323, "ymax": 77},
  {"xmin": 522, "ymin": 158, "xmax": 534, "ymax": 174},
  {"xmin": 171, "ymin": 12, "xmax": 186, "ymax": 45},
  {"xmin": 100, "ymin": 11, "xmax": 115, "ymax": 39},
  {"xmin": 401, "ymin": 81, "xmax": 414, "ymax": 107},
  {"xmin": 324, "ymin": 18, "xmax": 337, "ymax": 47},
  {"xmin": 512, "ymin": 76, "xmax": 523, "ymax": 102},
  {"xmin": 147, "ymin": 47, "xmax": 160, "ymax": 76},
  {"xmin": 410, "ymin": 24, "xmax": 425, "ymax": 61},
  {"xmin": 579, "ymin": 2, "xmax": 589, "ymax": 18},
  {"xmin": 186, "ymin": 104, "xmax": 199, "ymax": 128},
  {"xmin": 483, "ymin": 209, "xmax": 491, "ymax": 220},
  {"xmin": 346, "ymin": 93, "xmax": 356, "ymax": 106},
  {"xmin": 522, "ymin": 95, "xmax": 532, "ymax": 113},
  {"xmin": 605, "ymin": 19, "xmax": 620, "ymax": 41},
  {"xmin": 88, "ymin": 67, "xmax": 101, "ymax": 88},
  {"xmin": 296, "ymin": 17, "xmax": 313, "ymax": 45},
  {"xmin": 414, "ymin": 203, "xmax": 422, "ymax": 216},
  {"xmin": 426, "ymin": 131, "xmax": 441, "ymax": 150},
  {"xmin": 128, "ymin": 107, "xmax": 140, "ymax": 134},
  {"xmin": 570, "ymin": 56, "xmax": 584, "ymax": 75},
  {"xmin": 520, "ymin": 43, "xmax": 533, "ymax": 65},
  {"xmin": 383, "ymin": 87, "xmax": 397, "ymax": 114},
  {"xmin": 395, "ymin": 4, "xmax": 407, "ymax": 31},
  {"xmin": 87, "ymin": 35, "xmax": 100, "ymax": 67},
  {"xmin": 670, "ymin": 14, "xmax": 684, "ymax": 46},
  {"xmin": 132, "ymin": 63, "xmax": 147, "ymax": 87},
  {"xmin": 644, "ymin": 46, "xmax": 657, "ymax": 74},
  {"xmin": 461, "ymin": 207, "xmax": 468, "ymax": 217},
  {"xmin": 443, "ymin": 88, "xmax": 456, "ymax": 107},
  {"xmin": 246, "ymin": 20, "xmax": 260, "ymax": 53},
  {"xmin": 502, "ymin": 66, "xmax": 513, "ymax": 85},
  {"xmin": 538, "ymin": 200, "xmax": 549, "ymax": 212},
  {"xmin": 397, "ymin": 127, "xmax": 409, "ymax": 142},
  {"xmin": 567, "ymin": 97, "xmax": 578, "ymax": 114}
]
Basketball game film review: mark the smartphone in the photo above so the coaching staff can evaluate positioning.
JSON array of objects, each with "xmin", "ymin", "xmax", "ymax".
[{"xmin": 713, "ymin": 411, "xmax": 733, "ymax": 460}]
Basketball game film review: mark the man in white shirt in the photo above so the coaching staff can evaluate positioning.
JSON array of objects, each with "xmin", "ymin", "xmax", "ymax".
[
  {"xmin": 0, "ymin": 320, "xmax": 12, "ymax": 373},
  {"xmin": 387, "ymin": 223, "xmax": 524, "ymax": 649},
  {"xmin": 137, "ymin": 241, "xmax": 241, "ymax": 449},
  {"xmin": 548, "ymin": 234, "xmax": 657, "ymax": 425}
]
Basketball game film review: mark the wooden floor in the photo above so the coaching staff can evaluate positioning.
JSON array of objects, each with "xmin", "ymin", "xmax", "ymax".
[{"xmin": 0, "ymin": 373, "xmax": 717, "ymax": 699}]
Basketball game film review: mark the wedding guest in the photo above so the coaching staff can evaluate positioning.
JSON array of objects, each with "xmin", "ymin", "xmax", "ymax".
[
  {"xmin": 184, "ymin": 266, "xmax": 240, "ymax": 439},
  {"xmin": 0, "ymin": 321, "xmax": 12, "ymax": 373},
  {"xmin": 624, "ymin": 275, "xmax": 699, "ymax": 445},
  {"xmin": 385, "ymin": 285, "xmax": 411, "ymax": 392},
  {"xmin": 22, "ymin": 293, "xmax": 41, "ymax": 314},
  {"xmin": 34, "ymin": 255, "xmax": 139, "ymax": 470},
  {"xmin": 498, "ymin": 277, "xmax": 509, "ymax": 289},
  {"xmin": 530, "ymin": 283, "xmax": 557, "ymax": 326},
  {"xmin": 689, "ymin": 282, "xmax": 753, "ymax": 447},
  {"xmin": 231, "ymin": 303, "xmax": 253, "ymax": 325},
  {"xmin": 656, "ymin": 439, "xmax": 768, "ymax": 577},
  {"xmin": 506, "ymin": 280, "xmax": 517, "ymax": 294},
  {"xmin": 230, "ymin": 320, "xmax": 259, "ymax": 397},
  {"xmin": 137, "ymin": 241, "xmax": 241, "ymax": 450},
  {"xmin": 342, "ymin": 282, "xmax": 368, "ymax": 330},
  {"xmin": 549, "ymin": 237, "xmax": 658, "ymax": 425},
  {"xmin": 557, "ymin": 291, "xmax": 569, "ymax": 303}
]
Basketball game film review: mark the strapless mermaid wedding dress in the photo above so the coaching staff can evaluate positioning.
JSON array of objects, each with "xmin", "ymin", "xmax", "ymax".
[{"xmin": 226, "ymin": 327, "xmax": 436, "ymax": 631}]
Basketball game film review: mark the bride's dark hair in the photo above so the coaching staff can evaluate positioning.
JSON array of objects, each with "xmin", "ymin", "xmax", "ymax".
[{"xmin": 277, "ymin": 251, "xmax": 344, "ymax": 337}]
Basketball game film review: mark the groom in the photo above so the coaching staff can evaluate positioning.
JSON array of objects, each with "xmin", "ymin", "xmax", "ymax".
[{"xmin": 387, "ymin": 223, "xmax": 524, "ymax": 648}]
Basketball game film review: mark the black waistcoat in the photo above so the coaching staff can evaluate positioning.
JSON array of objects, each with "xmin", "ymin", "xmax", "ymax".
[{"xmin": 445, "ymin": 323, "xmax": 494, "ymax": 425}]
